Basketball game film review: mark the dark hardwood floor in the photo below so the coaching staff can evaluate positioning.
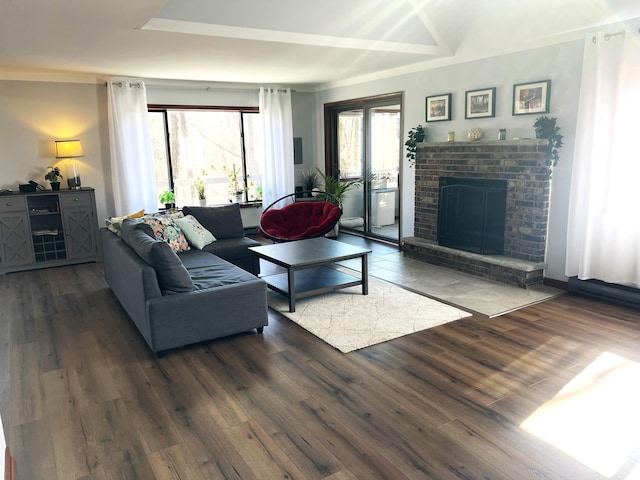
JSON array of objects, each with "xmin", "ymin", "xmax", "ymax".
[{"xmin": 1, "ymin": 261, "xmax": 640, "ymax": 479}]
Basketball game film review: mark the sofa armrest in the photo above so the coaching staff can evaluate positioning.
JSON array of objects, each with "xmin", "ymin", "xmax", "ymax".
[
  {"xmin": 146, "ymin": 277, "xmax": 268, "ymax": 352},
  {"xmin": 101, "ymin": 228, "xmax": 162, "ymax": 333}
]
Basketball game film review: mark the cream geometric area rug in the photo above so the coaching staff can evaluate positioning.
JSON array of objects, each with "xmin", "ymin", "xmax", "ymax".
[{"xmin": 267, "ymin": 276, "xmax": 472, "ymax": 353}]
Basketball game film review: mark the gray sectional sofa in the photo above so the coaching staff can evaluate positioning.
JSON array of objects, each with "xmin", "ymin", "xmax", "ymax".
[{"xmin": 101, "ymin": 204, "xmax": 268, "ymax": 355}]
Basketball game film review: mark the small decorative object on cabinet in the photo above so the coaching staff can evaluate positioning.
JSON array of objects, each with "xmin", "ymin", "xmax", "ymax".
[
  {"xmin": 44, "ymin": 166, "xmax": 63, "ymax": 191},
  {"xmin": 0, "ymin": 188, "xmax": 101, "ymax": 274}
]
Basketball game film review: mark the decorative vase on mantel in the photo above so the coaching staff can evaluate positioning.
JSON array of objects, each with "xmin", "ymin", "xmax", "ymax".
[{"xmin": 467, "ymin": 128, "xmax": 483, "ymax": 141}]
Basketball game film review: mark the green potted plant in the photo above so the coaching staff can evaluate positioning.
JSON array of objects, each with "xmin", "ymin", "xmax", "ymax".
[
  {"xmin": 533, "ymin": 116, "xmax": 563, "ymax": 170},
  {"xmin": 44, "ymin": 166, "xmax": 63, "ymax": 190},
  {"xmin": 193, "ymin": 170, "xmax": 207, "ymax": 205},
  {"xmin": 159, "ymin": 189, "xmax": 176, "ymax": 209},
  {"xmin": 405, "ymin": 124, "xmax": 426, "ymax": 167},
  {"xmin": 223, "ymin": 164, "xmax": 247, "ymax": 203},
  {"xmin": 315, "ymin": 169, "xmax": 362, "ymax": 237},
  {"xmin": 299, "ymin": 169, "xmax": 320, "ymax": 197},
  {"xmin": 315, "ymin": 168, "xmax": 362, "ymax": 205}
]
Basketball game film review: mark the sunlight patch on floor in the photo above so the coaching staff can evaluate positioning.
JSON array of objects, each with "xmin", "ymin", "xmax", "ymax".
[{"xmin": 521, "ymin": 352, "xmax": 640, "ymax": 478}]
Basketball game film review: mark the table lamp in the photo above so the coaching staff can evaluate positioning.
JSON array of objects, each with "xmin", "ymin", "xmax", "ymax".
[{"xmin": 55, "ymin": 140, "xmax": 83, "ymax": 189}]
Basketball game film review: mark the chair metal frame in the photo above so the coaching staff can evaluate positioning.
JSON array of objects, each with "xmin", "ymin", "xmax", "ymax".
[{"xmin": 259, "ymin": 190, "xmax": 342, "ymax": 242}]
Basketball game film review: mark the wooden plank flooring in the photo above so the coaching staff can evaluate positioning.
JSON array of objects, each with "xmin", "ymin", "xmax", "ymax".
[{"xmin": 1, "ymin": 262, "xmax": 640, "ymax": 479}]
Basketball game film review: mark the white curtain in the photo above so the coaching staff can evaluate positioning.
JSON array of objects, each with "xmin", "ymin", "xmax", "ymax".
[
  {"xmin": 259, "ymin": 87, "xmax": 294, "ymax": 208},
  {"xmin": 107, "ymin": 77, "xmax": 157, "ymax": 215},
  {"xmin": 566, "ymin": 28, "xmax": 640, "ymax": 287}
]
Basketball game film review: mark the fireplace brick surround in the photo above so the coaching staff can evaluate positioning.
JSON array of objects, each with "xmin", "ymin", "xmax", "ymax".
[{"xmin": 403, "ymin": 140, "xmax": 550, "ymax": 288}]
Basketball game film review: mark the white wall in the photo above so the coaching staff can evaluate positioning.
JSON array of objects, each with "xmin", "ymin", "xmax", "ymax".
[
  {"xmin": 315, "ymin": 39, "xmax": 585, "ymax": 281},
  {"xmin": 0, "ymin": 80, "xmax": 112, "ymax": 224},
  {"xmin": 146, "ymin": 85, "xmax": 259, "ymax": 107}
]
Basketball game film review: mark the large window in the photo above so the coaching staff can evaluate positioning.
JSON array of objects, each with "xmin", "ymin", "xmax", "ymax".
[{"xmin": 148, "ymin": 107, "xmax": 262, "ymax": 208}]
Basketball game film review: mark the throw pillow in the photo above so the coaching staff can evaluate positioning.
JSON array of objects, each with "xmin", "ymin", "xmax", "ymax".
[
  {"xmin": 121, "ymin": 218, "xmax": 155, "ymax": 243},
  {"xmin": 182, "ymin": 204, "xmax": 244, "ymax": 240},
  {"xmin": 121, "ymin": 221, "xmax": 194, "ymax": 293},
  {"xmin": 105, "ymin": 209, "xmax": 145, "ymax": 236},
  {"xmin": 141, "ymin": 214, "xmax": 190, "ymax": 253},
  {"xmin": 174, "ymin": 214, "xmax": 216, "ymax": 250}
]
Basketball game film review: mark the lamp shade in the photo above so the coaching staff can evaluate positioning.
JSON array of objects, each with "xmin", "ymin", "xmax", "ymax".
[{"xmin": 55, "ymin": 140, "xmax": 83, "ymax": 158}]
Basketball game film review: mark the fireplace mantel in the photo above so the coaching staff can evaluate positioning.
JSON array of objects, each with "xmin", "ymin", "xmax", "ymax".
[
  {"xmin": 403, "ymin": 140, "xmax": 550, "ymax": 287},
  {"xmin": 417, "ymin": 139, "xmax": 547, "ymax": 147}
]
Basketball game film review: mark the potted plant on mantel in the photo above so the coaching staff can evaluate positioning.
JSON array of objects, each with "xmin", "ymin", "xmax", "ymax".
[
  {"xmin": 44, "ymin": 166, "xmax": 63, "ymax": 191},
  {"xmin": 405, "ymin": 124, "xmax": 426, "ymax": 168},
  {"xmin": 533, "ymin": 116, "xmax": 563, "ymax": 172}
]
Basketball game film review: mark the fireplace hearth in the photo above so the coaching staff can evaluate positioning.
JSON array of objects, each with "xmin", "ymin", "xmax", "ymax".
[{"xmin": 403, "ymin": 140, "xmax": 550, "ymax": 288}]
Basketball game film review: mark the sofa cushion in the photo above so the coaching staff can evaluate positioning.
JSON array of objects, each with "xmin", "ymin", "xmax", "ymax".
[
  {"xmin": 200, "ymin": 236, "xmax": 258, "ymax": 261},
  {"xmin": 178, "ymin": 250, "xmax": 258, "ymax": 290},
  {"xmin": 120, "ymin": 218, "xmax": 155, "ymax": 243},
  {"xmin": 121, "ymin": 220, "xmax": 194, "ymax": 294},
  {"xmin": 105, "ymin": 208, "xmax": 145, "ymax": 236},
  {"xmin": 141, "ymin": 214, "xmax": 190, "ymax": 253},
  {"xmin": 183, "ymin": 204, "xmax": 244, "ymax": 240},
  {"xmin": 175, "ymin": 214, "xmax": 216, "ymax": 250}
]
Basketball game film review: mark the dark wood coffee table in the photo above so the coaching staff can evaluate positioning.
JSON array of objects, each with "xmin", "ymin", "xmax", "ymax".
[{"xmin": 249, "ymin": 237, "xmax": 371, "ymax": 312}]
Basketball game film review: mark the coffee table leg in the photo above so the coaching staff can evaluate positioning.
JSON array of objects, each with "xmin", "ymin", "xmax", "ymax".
[
  {"xmin": 288, "ymin": 268, "xmax": 296, "ymax": 312},
  {"xmin": 361, "ymin": 253, "xmax": 368, "ymax": 295}
]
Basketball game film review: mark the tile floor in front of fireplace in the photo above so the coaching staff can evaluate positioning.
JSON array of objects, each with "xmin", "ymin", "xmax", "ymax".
[
  {"xmin": 252, "ymin": 232, "xmax": 564, "ymax": 318},
  {"xmin": 336, "ymin": 233, "xmax": 565, "ymax": 317}
]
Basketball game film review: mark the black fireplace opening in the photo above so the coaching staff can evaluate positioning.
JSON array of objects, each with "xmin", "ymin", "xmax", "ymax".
[{"xmin": 437, "ymin": 177, "xmax": 507, "ymax": 255}]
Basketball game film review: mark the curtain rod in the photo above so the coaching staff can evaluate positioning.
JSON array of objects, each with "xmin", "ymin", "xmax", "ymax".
[
  {"xmin": 604, "ymin": 30, "xmax": 625, "ymax": 41},
  {"xmin": 108, "ymin": 81, "xmax": 141, "ymax": 88},
  {"xmin": 592, "ymin": 29, "xmax": 627, "ymax": 43}
]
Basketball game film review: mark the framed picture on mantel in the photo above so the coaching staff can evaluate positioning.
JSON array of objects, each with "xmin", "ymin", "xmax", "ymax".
[
  {"xmin": 425, "ymin": 93, "xmax": 451, "ymax": 122},
  {"xmin": 512, "ymin": 80, "xmax": 551, "ymax": 115},
  {"xmin": 465, "ymin": 87, "xmax": 495, "ymax": 119}
]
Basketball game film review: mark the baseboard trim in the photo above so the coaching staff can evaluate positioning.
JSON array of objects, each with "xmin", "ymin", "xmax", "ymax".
[{"xmin": 543, "ymin": 277, "xmax": 568, "ymax": 290}]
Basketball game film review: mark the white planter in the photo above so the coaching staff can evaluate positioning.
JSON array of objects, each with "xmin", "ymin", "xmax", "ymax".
[{"xmin": 198, "ymin": 198, "xmax": 207, "ymax": 206}]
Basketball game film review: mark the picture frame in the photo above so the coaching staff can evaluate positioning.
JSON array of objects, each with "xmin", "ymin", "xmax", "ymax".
[
  {"xmin": 425, "ymin": 93, "xmax": 451, "ymax": 122},
  {"xmin": 512, "ymin": 80, "xmax": 551, "ymax": 115},
  {"xmin": 465, "ymin": 87, "xmax": 495, "ymax": 119}
]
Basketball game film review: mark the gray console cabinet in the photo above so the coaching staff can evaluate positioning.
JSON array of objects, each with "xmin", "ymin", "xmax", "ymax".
[{"xmin": 0, "ymin": 188, "xmax": 100, "ymax": 274}]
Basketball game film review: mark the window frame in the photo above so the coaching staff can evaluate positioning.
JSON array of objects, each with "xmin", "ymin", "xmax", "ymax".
[{"xmin": 148, "ymin": 104, "xmax": 260, "ymax": 205}]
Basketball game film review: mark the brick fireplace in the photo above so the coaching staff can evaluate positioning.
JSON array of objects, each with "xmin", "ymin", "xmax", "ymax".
[{"xmin": 403, "ymin": 140, "xmax": 550, "ymax": 287}]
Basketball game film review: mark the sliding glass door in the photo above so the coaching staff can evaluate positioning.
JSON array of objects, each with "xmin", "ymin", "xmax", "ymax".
[{"xmin": 326, "ymin": 93, "xmax": 402, "ymax": 243}]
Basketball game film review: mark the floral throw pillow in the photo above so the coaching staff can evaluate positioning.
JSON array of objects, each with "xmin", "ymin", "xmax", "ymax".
[{"xmin": 141, "ymin": 214, "xmax": 190, "ymax": 253}]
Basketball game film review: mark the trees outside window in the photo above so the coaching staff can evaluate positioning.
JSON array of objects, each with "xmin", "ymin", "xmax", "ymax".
[{"xmin": 148, "ymin": 107, "xmax": 262, "ymax": 208}]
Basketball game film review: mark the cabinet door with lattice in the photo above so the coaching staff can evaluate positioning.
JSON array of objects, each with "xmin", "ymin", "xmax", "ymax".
[
  {"xmin": 60, "ymin": 192, "xmax": 98, "ymax": 260},
  {"xmin": 0, "ymin": 197, "xmax": 34, "ymax": 270}
]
